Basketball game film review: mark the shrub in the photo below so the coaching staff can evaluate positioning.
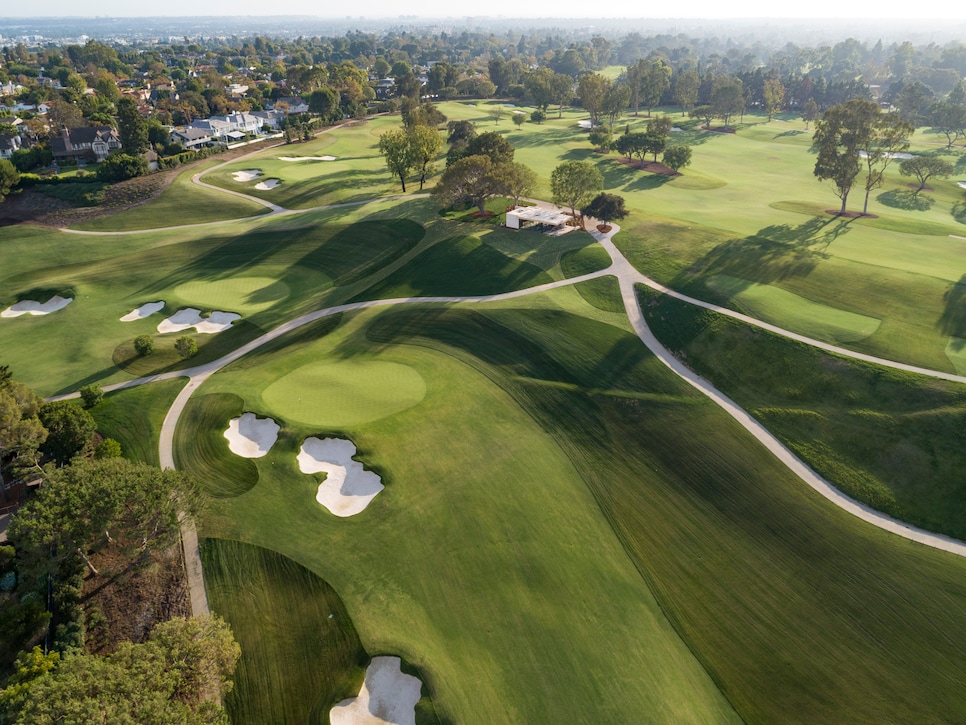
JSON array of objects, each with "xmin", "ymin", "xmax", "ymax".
[
  {"xmin": 530, "ymin": 110, "xmax": 547, "ymax": 124},
  {"xmin": 96, "ymin": 153, "xmax": 147, "ymax": 183},
  {"xmin": 175, "ymin": 336, "xmax": 198, "ymax": 360},
  {"xmin": 78, "ymin": 384, "xmax": 103, "ymax": 409},
  {"xmin": 94, "ymin": 438, "xmax": 122, "ymax": 459},
  {"xmin": 133, "ymin": 334, "xmax": 154, "ymax": 356}
]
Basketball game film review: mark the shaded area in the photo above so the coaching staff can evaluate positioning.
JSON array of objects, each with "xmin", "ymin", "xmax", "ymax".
[
  {"xmin": 174, "ymin": 393, "xmax": 257, "ymax": 497},
  {"xmin": 939, "ymin": 274, "xmax": 966, "ymax": 345},
  {"xmin": 358, "ymin": 235, "xmax": 553, "ymax": 300},
  {"xmin": 877, "ymin": 189, "xmax": 934, "ymax": 211},
  {"xmin": 200, "ymin": 538, "xmax": 371, "ymax": 725}
]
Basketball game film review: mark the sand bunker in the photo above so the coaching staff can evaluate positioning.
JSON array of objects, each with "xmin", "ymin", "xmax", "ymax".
[
  {"xmin": 278, "ymin": 155, "xmax": 337, "ymax": 161},
  {"xmin": 957, "ymin": 181, "xmax": 966, "ymax": 189},
  {"xmin": 330, "ymin": 656, "xmax": 421, "ymax": 725},
  {"xmin": 232, "ymin": 169, "xmax": 262, "ymax": 182},
  {"xmin": 577, "ymin": 119, "xmax": 593, "ymax": 129},
  {"xmin": 2, "ymin": 296, "xmax": 73, "ymax": 318},
  {"xmin": 298, "ymin": 437, "xmax": 384, "ymax": 517},
  {"xmin": 224, "ymin": 413, "xmax": 279, "ymax": 458},
  {"xmin": 157, "ymin": 308, "xmax": 240, "ymax": 334},
  {"xmin": 120, "ymin": 301, "xmax": 164, "ymax": 321},
  {"xmin": 254, "ymin": 178, "xmax": 280, "ymax": 190},
  {"xmin": 858, "ymin": 151, "xmax": 915, "ymax": 159}
]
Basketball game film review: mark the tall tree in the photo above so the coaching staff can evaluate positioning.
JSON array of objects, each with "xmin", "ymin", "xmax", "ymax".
[
  {"xmin": 550, "ymin": 73, "xmax": 574, "ymax": 118},
  {"xmin": 711, "ymin": 75, "xmax": 745, "ymax": 128},
  {"xmin": 859, "ymin": 113, "xmax": 914, "ymax": 215},
  {"xmin": 577, "ymin": 73, "xmax": 610, "ymax": 127},
  {"xmin": 501, "ymin": 162, "xmax": 538, "ymax": 206},
  {"xmin": 673, "ymin": 70, "xmax": 700, "ymax": 116},
  {"xmin": 116, "ymin": 96, "xmax": 148, "ymax": 155},
  {"xmin": 432, "ymin": 154, "xmax": 507, "ymax": 215},
  {"xmin": 378, "ymin": 128, "xmax": 416, "ymax": 192},
  {"xmin": 307, "ymin": 87, "xmax": 339, "ymax": 123},
  {"xmin": 581, "ymin": 192, "xmax": 628, "ymax": 228},
  {"xmin": 602, "ymin": 83, "xmax": 631, "ymax": 131},
  {"xmin": 0, "ymin": 372, "xmax": 46, "ymax": 482},
  {"xmin": 38, "ymin": 402, "xmax": 96, "ymax": 467},
  {"xmin": 550, "ymin": 160, "xmax": 604, "ymax": 227},
  {"xmin": 801, "ymin": 98, "xmax": 820, "ymax": 130},
  {"xmin": 639, "ymin": 58, "xmax": 672, "ymax": 117},
  {"xmin": 406, "ymin": 124, "xmax": 443, "ymax": 190},
  {"xmin": 812, "ymin": 98, "xmax": 879, "ymax": 215},
  {"xmin": 899, "ymin": 156, "xmax": 954, "ymax": 192},
  {"xmin": 762, "ymin": 77, "xmax": 785, "ymax": 121},
  {"xmin": 465, "ymin": 131, "xmax": 514, "ymax": 165}
]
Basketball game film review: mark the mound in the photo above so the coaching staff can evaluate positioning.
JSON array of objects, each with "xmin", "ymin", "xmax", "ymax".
[
  {"xmin": 224, "ymin": 413, "xmax": 280, "ymax": 458},
  {"xmin": 2, "ymin": 295, "xmax": 73, "ymax": 317},
  {"xmin": 120, "ymin": 301, "xmax": 164, "ymax": 321},
  {"xmin": 329, "ymin": 656, "xmax": 421, "ymax": 725},
  {"xmin": 297, "ymin": 437, "xmax": 383, "ymax": 517},
  {"xmin": 157, "ymin": 308, "xmax": 240, "ymax": 334}
]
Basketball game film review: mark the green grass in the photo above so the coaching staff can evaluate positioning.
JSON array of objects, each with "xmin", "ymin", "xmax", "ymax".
[
  {"xmin": 174, "ymin": 393, "xmax": 258, "ymax": 497},
  {"xmin": 72, "ymin": 162, "xmax": 269, "ymax": 231},
  {"xmin": 200, "ymin": 537, "xmax": 369, "ymax": 725},
  {"xmin": 641, "ymin": 286, "xmax": 966, "ymax": 539},
  {"xmin": 87, "ymin": 378, "xmax": 187, "ymax": 466},
  {"xmin": 172, "ymin": 277, "xmax": 290, "ymax": 315},
  {"xmin": 261, "ymin": 360, "xmax": 426, "ymax": 427},
  {"xmin": 360, "ymin": 233, "xmax": 553, "ymax": 299},
  {"xmin": 703, "ymin": 273, "xmax": 881, "ymax": 343}
]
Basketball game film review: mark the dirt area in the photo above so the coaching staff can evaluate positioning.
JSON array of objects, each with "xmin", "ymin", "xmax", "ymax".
[
  {"xmin": 613, "ymin": 157, "xmax": 680, "ymax": 176},
  {"xmin": 81, "ymin": 541, "xmax": 189, "ymax": 655}
]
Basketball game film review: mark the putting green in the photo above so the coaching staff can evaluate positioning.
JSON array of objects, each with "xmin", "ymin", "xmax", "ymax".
[
  {"xmin": 705, "ymin": 274, "xmax": 881, "ymax": 343},
  {"xmin": 262, "ymin": 360, "xmax": 426, "ymax": 427},
  {"xmin": 174, "ymin": 277, "xmax": 290, "ymax": 314}
]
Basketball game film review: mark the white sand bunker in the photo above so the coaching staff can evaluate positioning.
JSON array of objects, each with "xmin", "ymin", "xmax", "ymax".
[
  {"xmin": 157, "ymin": 308, "xmax": 240, "ymax": 334},
  {"xmin": 2, "ymin": 295, "xmax": 73, "ymax": 318},
  {"xmin": 254, "ymin": 178, "xmax": 280, "ymax": 190},
  {"xmin": 278, "ymin": 155, "xmax": 337, "ymax": 161},
  {"xmin": 958, "ymin": 181, "xmax": 966, "ymax": 189},
  {"xmin": 120, "ymin": 300, "xmax": 164, "ymax": 321},
  {"xmin": 858, "ymin": 151, "xmax": 916, "ymax": 159},
  {"xmin": 330, "ymin": 656, "xmax": 421, "ymax": 725},
  {"xmin": 298, "ymin": 437, "xmax": 384, "ymax": 517},
  {"xmin": 577, "ymin": 119, "xmax": 593, "ymax": 129},
  {"xmin": 278, "ymin": 156, "xmax": 335, "ymax": 161},
  {"xmin": 224, "ymin": 413, "xmax": 279, "ymax": 458},
  {"xmin": 232, "ymin": 169, "xmax": 262, "ymax": 182}
]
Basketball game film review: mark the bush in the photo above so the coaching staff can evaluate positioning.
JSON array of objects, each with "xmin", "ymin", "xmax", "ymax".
[
  {"xmin": 94, "ymin": 438, "xmax": 122, "ymax": 459},
  {"xmin": 96, "ymin": 153, "xmax": 148, "ymax": 183},
  {"xmin": 530, "ymin": 110, "xmax": 546, "ymax": 124},
  {"xmin": 175, "ymin": 336, "xmax": 198, "ymax": 360},
  {"xmin": 78, "ymin": 384, "xmax": 103, "ymax": 409},
  {"xmin": 133, "ymin": 334, "xmax": 154, "ymax": 356}
]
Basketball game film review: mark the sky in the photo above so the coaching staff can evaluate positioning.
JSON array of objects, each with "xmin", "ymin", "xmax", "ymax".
[{"xmin": 3, "ymin": 0, "xmax": 966, "ymax": 20}]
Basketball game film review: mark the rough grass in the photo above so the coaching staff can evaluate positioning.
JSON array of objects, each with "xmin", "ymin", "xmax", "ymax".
[
  {"xmin": 200, "ymin": 538, "xmax": 368, "ymax": 725},
  {"xmin": 641, "ymin": 286, "xmax": 966, "ymax": 539},
  {"xmin": 88, "ymin": 378, "xmax": 187, "ymax": 466},
  {"xmin": 174, "ymin": 393, "xmax": 258, "ymax": 497}
]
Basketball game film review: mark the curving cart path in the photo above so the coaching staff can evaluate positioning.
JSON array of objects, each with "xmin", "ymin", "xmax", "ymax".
[{"xmin": 47, "ymin": 141, "xmax": 966, "ymax": 611}]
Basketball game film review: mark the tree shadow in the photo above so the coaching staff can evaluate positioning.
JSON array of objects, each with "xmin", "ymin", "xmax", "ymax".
[
  {"xmin": 939, "ymin": 275, "xmax": 966, "ymax": 344},
  {"xmin": 953, "ymin": 200, "xmax": 966, "ymax": 225},
  {"xmin": 678, "ymin": 216, "xmax": 853, "ymax": 291},
  {"xmin": 877, "ymin": 189, "xmax": 934, "ymax": 211},
  {"xmin": 773, "ymin": 130, "xmax": 806, "ymax": 139}
]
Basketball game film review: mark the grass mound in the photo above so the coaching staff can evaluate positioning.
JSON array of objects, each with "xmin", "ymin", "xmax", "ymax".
[
  {"xmin": 174, "ymin": 393, "xmax": 258, "ymax": 497},
  {"xmin": 200, "ymin": 538, "xmax": 368, "ymax": 725},
  {"xmin": 361, "ymin": 234, "xmax": 553, "ymax": 299}
]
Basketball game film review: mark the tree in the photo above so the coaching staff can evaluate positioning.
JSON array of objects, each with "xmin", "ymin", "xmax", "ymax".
[
  {"xmin": 577, "ymin": 73, "xmax": 610, "ymax": 127},
  {"xmin": 524, "ymin": 67, "xmax": 556, "ymax": 111},
  {"xmin": 378, "ymin": 128, "xmax": 416, "ymax": 192},
  {"xmin": 927, "ymin": 100, "xmax": 966, "ymax": 148},
  {"xmin": 639, "ymin": 58, "xmax": 672, "ymax": 116},
  {"xmin": 893, "ymin": 80, "xmax": 932, "ymax": 126},
  {"xmin": 690, "ymin": 104, "xmax": 715, "ymax": 129},
  {"xmin": 116, "ymin": 96, "xmax": 148, "ymax": 155},
  {"xmin": 432, "ymin": 154, "xmax": 506, "ymax": 216},
  {"xmin": 602, "ymin": 83, "xmax": 631, "ymax": 131},
  {"xmin": 581, "ymin": 192, "xmax": 628, "ymax": 228},
  {"xmin": 899, "ymin": 156, "xmax": 954, "ymax": 192},
  {"xmin": 550, "ymin": 160, "xmax": 604, "ymax": 227},
  {"xmin": 663, "ymin": 145, "xmax": 693, "ymax": 171},
  {"xmin": 407, "ymin": 124, "xmax": 443, "ymax": 191},
  {"xmin": 673, "ymin": 70, "xmax": 700, "ymax": 116},
  {"xmin": 5, "ymin": 615, "xmax": 239, "ymax": 725},
  {"xmin": 307, "ymin": 87, "xmax": 338, "ymax": 123},
  {"xmin": 501, "ymin": 162, "xmax": 538, "ymax": 206},
  {"xmin": 641, "ymin": 131, "xmax": 667, "ymax": 162},
  {"xmin": 465, "ymin": 131, "xmax": 514, "ymax": 165},
  {"xmin": 530, "ymin": 109, "xmax": 546, "ymax": 124},
  {"xmin": 0, "ymin": 373, "xmax": 47, "ymax": 480},
  {"xmin": 762, "ymin": 77, "xmax": 785, "ymax": 121},
  {"xmin": 175, "ymin": 336, "xmax": 198, "ymax": 360},
  {"xmin": 487, "ymin": 106, "xmax": 506, "ymax": 125},
  {"xmin": 97, "ymin": 153, "xmax": 147, "ymax": 182},
  {"xmin": 9, "ymin": 457, "xmax": 202, "ymax": 578},
  {"xmin": 0, "ymin": 159, "xmax": 20, "ymax": 203},
  {"xmin": 38, "ymin": 401, "xmax": 96, "ymax": 467},
  {"xmin": 512, "ymin": 113, "xmax": 525, "ymax": 128},
  {"xmin": 801, "ymin": 98, "xmax": 820, "ymax": 131},
  {"xmin": 588, "ymin": 127, "xmax": 612, "ymax": 151},
  {"xmin": 133, "ymin": 334, "xmax": 154, "ymax": 356},
  {"xmin": 813, "ymin": 98, "xmax": 879, "ymax": 215},
  {"xmin": 446, "ymin": 120, "xmax": 476, "ymax": 146},
  {"xmin": 711, "ymin": 75, "xmax": 745, "ymax": 128},
  {"xmin": 550, "ymin": 73, "xmax": 574, "ymax": 118},
  {"xmin": 859, "ymin": 113, "xmax": 914, "ymax": 215},
  {"xmin": 78, "ymin": 385, "xmax": 102, "ymax": 409},
  {"xmin": 94, "ymin": 438, "xmax": 122, "ymax": 459}
]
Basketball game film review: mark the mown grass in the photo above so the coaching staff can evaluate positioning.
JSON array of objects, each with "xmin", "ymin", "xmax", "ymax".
[
  {"xmin": 641, "ymin": 286, "xmax": 966, "ymax": 539},
  {"xmin": 174, "ymin": 393, "xmax": 257, "ymax": 497},
  {"xmin": 87, "ymin": 378, "xmax": 187, "ymax": 466},
  {"xmin": 200, "ymin": 538, "xmax": 369, "ymax": 725},
  {"xmin": 190, "ymin": 291, "xmax": 966, "ymax": 724}
]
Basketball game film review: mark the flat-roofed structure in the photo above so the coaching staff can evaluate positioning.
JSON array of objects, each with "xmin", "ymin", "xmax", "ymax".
[{"xmin": 505, "ymin": 206, "xmax": 573, "ymax": 231}]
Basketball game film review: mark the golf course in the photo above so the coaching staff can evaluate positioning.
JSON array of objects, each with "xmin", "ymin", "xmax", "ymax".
[{"xmin": 4, "ymin": 98, "xmax": 966, "ymax": 723}]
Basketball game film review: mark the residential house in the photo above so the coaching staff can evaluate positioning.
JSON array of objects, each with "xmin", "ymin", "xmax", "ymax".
[
  {"xmin": 50, "ymin": 126, "xmax": 121, "ymax": 162},
  {"xmin": 273, "ymin": 96, "xmax": 308, "ymax": 114},
  {"xmin": 374, "ymin": 78, "xmax": 395, "ymax": 100},
  {"xmin": 169, "ymin": 126, "xmax": 212, "ymax": 149},
  {"xmin": 250, "ymin": 109, "xmax": 285, "ymax": 130},
  {"xmin": 0, "ymin": 134, "xmax": 23, "ymax": 159}
]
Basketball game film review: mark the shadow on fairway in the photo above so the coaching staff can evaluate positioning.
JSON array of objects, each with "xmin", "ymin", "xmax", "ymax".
[
  {"xmin": 774, "ymin": 130, "xmax": 806, "ymax": 139},
  {"xmin": 878, "ymin": 189, "xmax": 934, "ymax": 211},
  {"xmin": 938, "ymin": 274, "xmax": 966, "ymax": 342},
  {"xmin": 679, "ymin": 216, "xmax": 854, "ymax": 292}
]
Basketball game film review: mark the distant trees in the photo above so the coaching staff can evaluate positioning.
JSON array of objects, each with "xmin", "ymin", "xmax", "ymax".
[{"xmin": 551, "ymin": 160, "xmax": 604, "ymax": 226}]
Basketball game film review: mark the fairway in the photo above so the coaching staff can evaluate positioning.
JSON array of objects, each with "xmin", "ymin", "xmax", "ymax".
[
  {"xmin": 261, "ymin": 360, "xmax": 427, "ymax": 427},
  {"xmin": 174, "ymin": 276, "xmax": 290, "ymax": 315}
]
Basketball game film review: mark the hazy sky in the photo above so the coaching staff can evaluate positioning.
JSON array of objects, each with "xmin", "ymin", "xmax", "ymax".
[{"xmin": 4, "ymin": 0, "xmax": 966, "ymax": 20}]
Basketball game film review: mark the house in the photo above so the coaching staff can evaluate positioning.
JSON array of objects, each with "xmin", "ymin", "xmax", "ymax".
[
  {"xmin": 273, "ymin": 96, "xmax": 308, "ymax": 114},
  {"xmin": 50, "ymin": 126, "xmax": 121, "ymax": 162},
  {"xmin": 250, "ymin": 109, "xmax": 285, "ymax": 130},
  {"xmin": 186, "ymin": 117, "xmax": 232, "ymax": 140},
  {"xmin": 0, "ymin": 134, "xmax": 23, "ymax": 159},
  {"xmin": 374, "ymin": 78, "xmax": 395, "ymax": 100},
  {"xmin": 169, "ymin": 126, "xmax": 212, "ymax": 149}
]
